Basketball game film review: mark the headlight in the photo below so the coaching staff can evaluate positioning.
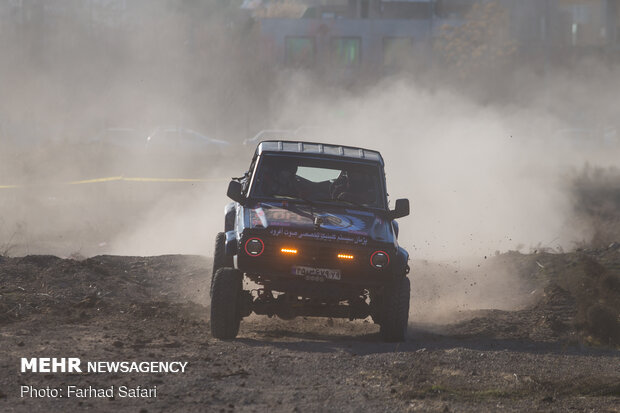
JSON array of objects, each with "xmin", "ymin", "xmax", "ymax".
[
  {"xmin": 370, "ymin": 251, "xmax": 389, "ymax": 268},
  {"xmin": 244, "ymin": 238, "xmax": 264, "ymax": 256}
]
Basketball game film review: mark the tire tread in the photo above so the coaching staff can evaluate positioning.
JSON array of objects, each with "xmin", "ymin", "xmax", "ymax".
[
  {"xmin": 380, "ymin": 276, "xmax": 411, "ymax": 342},
  {"xmin": 210, "ymin": 267, "xmax": 242, "ymax": 339},
  {"xmin": 211, "ymin": 232, "xmax": 232, "ymax": 297}
]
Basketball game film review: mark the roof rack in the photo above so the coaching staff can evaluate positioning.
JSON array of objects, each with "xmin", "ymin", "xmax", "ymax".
[{"xmin": 255, "ymin": 140, "xmax": 384, "ymax": 165}]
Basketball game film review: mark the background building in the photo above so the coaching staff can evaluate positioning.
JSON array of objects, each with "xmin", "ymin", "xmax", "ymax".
[{"xmin": 255, "ymin": 0, "xmax": 620, "ymax": 77}]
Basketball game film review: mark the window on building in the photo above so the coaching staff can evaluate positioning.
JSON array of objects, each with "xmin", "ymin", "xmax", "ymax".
[
  {"xmin": 617, "ymin": 6, "xmax": 620, "ymax": 42},
  {"xmin": 382, "ymin": 1, "xmax": 432, "ymax": 19},
  {"xmin": 330, "ymin": 37, "xmax": 361, "ymax": 66},
  {"xmin": 383, "ymin": 37, "xmax": 413, "ymax": 67},
  {"xmin": 360, "ymin": 0, "xmax": 369, "ymax": 19},
  {"xmin": 434, "ymin": 0, "xmax": 471, "ymax": 19},
  {"xmin": 285, "ymin": 37, "xmax": 316, "ymax": 68}
]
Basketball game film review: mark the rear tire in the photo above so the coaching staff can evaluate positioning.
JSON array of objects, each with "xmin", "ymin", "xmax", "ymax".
[
  {"xmin": 379, "ymin": 276, "xmax": 410, "ymax": 342},
  {"xmin": 210, "ymin": 267, "xmax": 243, "ymax": 339},
  {"xmin": 211, "ymin": 232, "xmax": 233, "ymax": 297}
]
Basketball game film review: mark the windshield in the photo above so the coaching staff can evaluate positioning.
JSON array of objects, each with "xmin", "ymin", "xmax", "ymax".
[{"xmin": 250, "ymin": 154, "xmax": 386, "ymax": 209}]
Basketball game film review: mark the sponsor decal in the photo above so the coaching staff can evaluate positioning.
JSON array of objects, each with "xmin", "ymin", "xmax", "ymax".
[
  {"xmin": 251, "ymin": 202, "xmax": 390, "ymax": 240},
  {"xmin": 268, "ymin": 227, "xmax": 368, "ymax": 245}
]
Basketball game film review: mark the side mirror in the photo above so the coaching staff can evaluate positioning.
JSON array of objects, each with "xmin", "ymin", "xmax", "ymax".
[
  {"xmin": 227, "ymin": 180, "xmax": 245, "ymax": 204},
  {"xmin": 390, "ymin": 198, "xmax": 410, "ymax": 220}
]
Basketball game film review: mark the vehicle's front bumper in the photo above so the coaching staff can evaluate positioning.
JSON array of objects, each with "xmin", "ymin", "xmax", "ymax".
[{"xmin": 236, "ymin": 232, "xmax": 395, "ymax": 292}]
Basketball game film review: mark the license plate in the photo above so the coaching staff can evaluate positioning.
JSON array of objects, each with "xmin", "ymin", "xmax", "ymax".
[{"xmin": 292, "ymin": 266, "xmax": 341, "ymax": 281}]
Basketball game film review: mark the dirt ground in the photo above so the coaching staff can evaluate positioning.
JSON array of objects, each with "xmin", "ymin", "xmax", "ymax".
[{"xmin": 1, "ymin": 249, "xmax": 619, "ymax": 412}]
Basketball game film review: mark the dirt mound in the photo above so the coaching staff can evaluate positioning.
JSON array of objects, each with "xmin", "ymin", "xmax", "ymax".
[
  {"xmin": 571, "ymin": 166, "xmax": 620, "ymax": 247},
  {"xmin": 529, "ymin": 245, "xmax": 620, "ymax": 345},
  {"xmin": 0, "ymin": 255, "xmax": 211, "ymax": 326},
  {"xmin": 2, "ymin": 250, "xmax": 618, "ymax": 346},
  {"xmin": 442, "ymin": 246, "xmax": 620, "ymax": 346}
]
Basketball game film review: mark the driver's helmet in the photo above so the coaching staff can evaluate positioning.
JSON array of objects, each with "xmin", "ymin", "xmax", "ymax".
[
  {"xmin": 330, "ymin": 170, "xmax": 349, "ymax": 199},
  {"xmin": 331, "ymin": 170, "xmax": 375, "ymax": 205}
]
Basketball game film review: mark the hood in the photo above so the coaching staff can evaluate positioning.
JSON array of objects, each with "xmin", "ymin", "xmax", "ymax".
[{"xmin": 246, "ymin": 201, "xmax": 393, "ymax": 245}]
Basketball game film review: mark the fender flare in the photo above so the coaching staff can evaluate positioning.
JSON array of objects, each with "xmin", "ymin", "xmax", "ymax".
[
  {"xmin": 392, "ymin": 220, "xmax": 399, "ymax": 239},
  {"xmin": 225, "ymin": 230, "xmax": 238, "ymax": 256},
  {"xmin": 393, "ymin": 247, "xmax": 410, "ymax": 277},
  {"xmin": 224, "ymin": 202, "xmax": 236, "ymax": 232}
]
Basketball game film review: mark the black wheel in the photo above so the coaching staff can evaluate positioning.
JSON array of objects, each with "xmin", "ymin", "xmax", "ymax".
[
  {"xmin": 211, "ymin": 232, "xmax": 233, "ymax": 297},
  {"xmin": 379, "ymin": 276, "xmax": 410, "ymax": 342},
  {"xmin": 210, "ymin": 267, "xmax": 243, "ymax": 339}
]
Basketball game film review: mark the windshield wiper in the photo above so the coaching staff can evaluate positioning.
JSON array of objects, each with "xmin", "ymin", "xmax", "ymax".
[
  {"xmin": 273, "ymin": 194, "xmax": 316, "ymax": 206},
  {"xmin": 272, "ymin": 194, "xmax": 318, "ymax": 221},
  {"xmin": 314, "ymin": 197, "xmax": 368, "ymax": 210}
]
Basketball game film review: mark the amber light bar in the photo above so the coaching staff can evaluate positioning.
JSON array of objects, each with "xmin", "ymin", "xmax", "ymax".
[
  {"xmin": 281, "ymin": 248, "xmax": 298, "ymax": 254},
  {"xmin": 337, "ymin": 253, "xmax": 354, "ymax": 260}
]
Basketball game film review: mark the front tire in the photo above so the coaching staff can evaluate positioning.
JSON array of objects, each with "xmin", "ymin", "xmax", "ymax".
[
  {"xmin": 211, "ymin": 232, "xmax": 233, "ymax": 297},
  {"xmin": 210, "ymin": 267, "xmax": 243, "ymax": 339},
  {"xmin": 379, "ymin": 276, "xmax": 410, "ymax": 342}
]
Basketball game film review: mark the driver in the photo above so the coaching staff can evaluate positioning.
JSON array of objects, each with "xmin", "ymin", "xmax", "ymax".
[{"xmin": 330, "ymin": 170, "xmax": 376, "ymax": 205}]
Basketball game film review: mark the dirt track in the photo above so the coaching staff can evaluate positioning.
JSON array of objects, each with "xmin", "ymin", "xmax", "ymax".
[{"xmin": 1, "ymin": 252, "xmax": 619, "ymax": 412}]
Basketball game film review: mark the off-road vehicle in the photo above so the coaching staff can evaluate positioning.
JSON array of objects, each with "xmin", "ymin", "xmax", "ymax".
[{"xmin": 211, "ymin": 141, "xmax": 411, "ymax": 341}]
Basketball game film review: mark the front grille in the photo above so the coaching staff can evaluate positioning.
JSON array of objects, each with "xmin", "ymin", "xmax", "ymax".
[
  {"xmin": 266, "ymin": 240, "xmax": 364, "ymax": 267},
  {"xmin": 239, "ymin": 232, "xmax": 393, "ymax": 284}
]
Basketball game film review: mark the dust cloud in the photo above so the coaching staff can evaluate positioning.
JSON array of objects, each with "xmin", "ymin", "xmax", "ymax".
[
  {"xmin": 1, "ymin": 1, "xmax": 619, "ymax": 321},
  {"xmin": 263, "ymin": 72, "xmax": 620, "ymax": 320}
]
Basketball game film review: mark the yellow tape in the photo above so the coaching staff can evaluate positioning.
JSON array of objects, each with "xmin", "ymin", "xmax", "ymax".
[
  {"xmin": 69, "ymin": 176, "xmax": 124, "ymax": 185},
  {"xmin": 123, "ymin": 177, "xmax": 222, "ymax": 183},
  {"xmin": 0, "ymin": 176, "xmax": 227, "ymax": 188},
  {"xmin": 69, "ymin": 176, "xmax": 225, "ymax": 184}
]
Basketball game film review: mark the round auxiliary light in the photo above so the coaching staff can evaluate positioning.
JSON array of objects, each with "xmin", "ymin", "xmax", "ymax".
[
  {"xmin": 245, "ymin": 238, "xmax": 264, "ymax": 257},
  {"xmin": 370, "ymin": 251, "xmax": 390, "ymax": 269}
]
